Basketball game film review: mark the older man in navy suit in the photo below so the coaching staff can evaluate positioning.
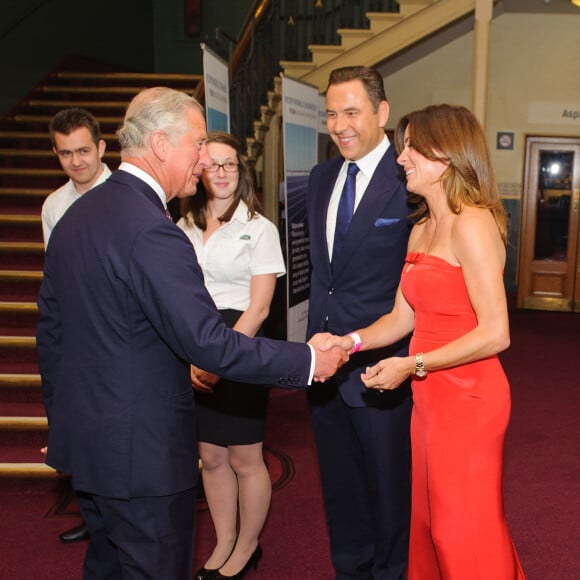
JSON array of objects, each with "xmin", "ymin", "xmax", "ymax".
[
  {"xmin": 37, "ymin": 87, "xmax": 346, "ymax": 580},
  {"xmin": 307, "ymin": 67, "xmax": 413, "ymax": 579}
]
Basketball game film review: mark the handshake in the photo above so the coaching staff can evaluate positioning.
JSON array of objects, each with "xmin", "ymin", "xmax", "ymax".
[
  {"xmin": 308, "ymin": 332, "xmax": 355, "ymax": 383},
  {"xmin": 308, "ymin": 333, "xmax": 409, "ymax": 392}
]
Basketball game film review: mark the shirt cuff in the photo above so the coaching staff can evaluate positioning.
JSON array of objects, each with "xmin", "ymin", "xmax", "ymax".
[{"xmin": 307, "ymin": 343, "xmax": 315, "ymax": 385}]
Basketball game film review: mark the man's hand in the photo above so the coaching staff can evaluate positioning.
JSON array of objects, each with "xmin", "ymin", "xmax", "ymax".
[
  {"xmin": 309, "ymin": 333, "xmax": 349, "ymax": 382},
  {"xmin": 190, "ymin": 364, "xmax": 220, "ymax": 393}
]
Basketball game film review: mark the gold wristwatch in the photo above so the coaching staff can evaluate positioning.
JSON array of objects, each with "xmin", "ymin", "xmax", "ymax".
[{"xmin": 415, "ymin": 353, "xmax": 427, "ymax": 378}]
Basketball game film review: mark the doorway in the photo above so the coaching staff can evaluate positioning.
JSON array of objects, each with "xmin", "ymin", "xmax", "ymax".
[{"xmin": 517, "ymin": 136, "xmax": 580, "ymax": 312}]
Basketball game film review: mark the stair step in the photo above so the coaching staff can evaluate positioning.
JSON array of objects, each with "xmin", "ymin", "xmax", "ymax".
[
  {"xmin": 0, "ymin": 417, "xmax": 47, "ymax": 452},
  {"xmin": 0, "ymin": 270, "xmax": 43, "ymax": 280},
  {"xmin": 0, "ymin": 242, "xmax": 44, "ymax": 253},
  {"xmin": 0, "ymin": 463, "xmax": 56, "ymax": 477},
  {"xmin": 0, "ymin": 130, "xmax": 117, "ymax": 141},
  {"xmin": 0, "ymin": 416, "xmax": 47, "ymax": 429},
  {"xmin": 0, "ymin": 187, "xmax": 48, "ymax": 197},
  {"xmin": 0, "ymin": 244, "xmax": 44, "ymax": 272},
  {"xmin": 0, "ymin": 373, "xmax": 41, "ymax": 388},
  {"xmin": 0, "ymin": 148, "xmax": 61, "ymax": 157},
  {"xmin": 13, "ymin": 114, "xmax": 122, "ymax": 124},
  {"xmin": 41, "ymin": 85, "xmax": 154, "ymax": 95},
  {"xmin": 0, "ymin": 151, "xmax": 120, "ymax": 172},
  {"xmin": 0, "ymin": 335, "xmax": 39, "ymax": 374},
  {"xmin": 0, "ymin": 383, "xmax": 42, "ymax": 410},
  {"xmin": 0, "ymin": 335, "xmax": 36, "ymax": 347},
  {"xmin": 0, "ymin": 270, "xmax": 43, "ymax": 301},
  {"xmin": 0, "ymin": 168, "xmax": 63, "ymax": 177},
  {"xmin": 309, "ymin": 45, "xmax": 345, "ymax": 67},
  {"xmin": 0, "ymin": 215, "xmax": 43, "ymax": 243},
  {"xmin": 0, "ymin": 303, "xmax": 39, "ymax": 334},
  {"xmin": 27, "ymin": 100, "xmax": 130, "ymax": 110},
  {"xmin": 4, "ymin": 117, "xmax": 123, "ymax": 135},
  {"xmin": 0, "ymin": 188, "xmax": 49, "ymax": 215},
  {"xmin": 336, "ymin": 28, "xmax": 374, "ymax": 50},
  {"xmin": 56, "ymin": 70, "xmax": 201, "ymax": 81},
  {"xmin": 0, "ymin": 401, "xmax": 45, "ymax": 416},
  {"xmin": 367, "ymin": 11, "xmax": 405, "ymax": 33},
  {"xmin": 0, "ymin": 214, "xmax": 41, "ymax": 225}
]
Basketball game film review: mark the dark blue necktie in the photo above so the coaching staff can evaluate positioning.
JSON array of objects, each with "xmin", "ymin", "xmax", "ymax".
[{"xmin": 332, "ymin": 162, "xmax": 359, "ymax": 263}]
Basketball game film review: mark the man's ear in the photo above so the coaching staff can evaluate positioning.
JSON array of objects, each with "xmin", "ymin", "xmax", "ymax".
[
  {"xmin": 97, "ymin": 139, "xmax": 106, "ymax": 159},
  {"xmin": 149, "ymin": 130, "xmax": 169, "ymax": 161},
  {"xmin": 378, "ymin": 100, "xmax": 390, "ymax": 129}
]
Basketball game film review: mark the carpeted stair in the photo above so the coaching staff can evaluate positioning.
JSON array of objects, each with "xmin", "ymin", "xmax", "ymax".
[{"xmin": 0, "ymin": 56, "xmax": 200, "ymax": 482}]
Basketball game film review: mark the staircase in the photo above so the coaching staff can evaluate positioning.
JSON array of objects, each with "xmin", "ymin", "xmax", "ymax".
[
  {"xmin": 0, "ymin": 58, "xmax": 200, "ymax": 481},
  {"xmin": 280, "ymin": 0, "xmax": 475, "ymax": 89}
]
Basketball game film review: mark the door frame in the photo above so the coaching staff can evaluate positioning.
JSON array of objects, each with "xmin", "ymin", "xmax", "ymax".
[{"xmin": 517, "ymin": 135, "xmax": 580, "ymax": 311}]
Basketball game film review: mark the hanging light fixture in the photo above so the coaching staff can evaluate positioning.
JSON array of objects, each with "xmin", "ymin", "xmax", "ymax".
[{"xmin": 572, "ymin": 0, "xmax": 580, "ymax": 7}]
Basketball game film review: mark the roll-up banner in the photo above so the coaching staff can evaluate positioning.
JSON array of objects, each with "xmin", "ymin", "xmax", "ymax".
[
  {"xmin": 281, "ymin": 76, "xmax": 319, "ymax": 342},
  {"xmin": 201, "ymin": 44, "xmax": 230, "ymax": 132}
]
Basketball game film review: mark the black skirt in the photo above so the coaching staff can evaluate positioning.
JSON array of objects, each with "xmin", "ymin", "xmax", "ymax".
[{"xmin": 195, "ymin": 309, "xmax": 270, "ymax": 446}]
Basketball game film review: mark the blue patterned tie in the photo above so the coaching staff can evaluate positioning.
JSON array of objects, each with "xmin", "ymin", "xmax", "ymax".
[{"xmin": 332, "ymin": 162, "xmax": 359, "ymax": 263}]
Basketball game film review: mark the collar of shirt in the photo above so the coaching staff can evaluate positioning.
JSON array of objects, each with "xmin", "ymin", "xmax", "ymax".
[
  {"xmin": 70, "ymin": 163, "xmax": 112, "ymax": 196},
  {"xmin": 347, "ymin": 134, "xmax": 390, "ymax": 198},
  {"xmin": 119, "ymin": 162, "xmax": 168, "ymax": 209},
  {"xmin": 227, "ymin": 200, "xmax": 251, "ymax": 226}
]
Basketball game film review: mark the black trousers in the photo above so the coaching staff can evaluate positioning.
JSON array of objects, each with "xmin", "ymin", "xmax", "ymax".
[
  {"xmin": 309, "ymin": 381, "xmax": 412, "ymax": 580},
  {"xmin": 76, "ymin": 487, "xmax": 196, "ymax": 580}
]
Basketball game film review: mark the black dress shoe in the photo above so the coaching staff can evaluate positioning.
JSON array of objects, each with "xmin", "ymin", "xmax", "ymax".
[
  {"xmin": 59, "ymin": 523, "xmax": 89, "ymax": 543},
  {"xmin": 194, "ymin": 566, "xmax": 217, "ymax": 580},
  {"xmin": 195, "ymin": 537, "xmax": 238, "ymax": 580},
  {"xmin": 213, "ymin": 544, "xmax": 262, "ymax": 579}
]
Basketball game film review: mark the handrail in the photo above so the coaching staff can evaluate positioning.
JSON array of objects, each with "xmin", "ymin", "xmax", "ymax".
[
  {"xmin": 0, "ymin": 0, "xmax": 54, "ymax": 42},
  {"xmin": 197, "ymin": 1, "xmax": 400, "ymax": 149}
]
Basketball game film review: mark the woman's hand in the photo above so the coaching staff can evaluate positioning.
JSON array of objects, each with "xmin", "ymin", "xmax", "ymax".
[
  {"xmin": 361, "ymin": 357, "xmax": 413, "ymax": 392},
  {"xmin": 318, "ymin": 334, "xmax": 356, "ymax": 352},
  {"xmin": 190, "ymin": 364, "xmax": 220, "ymax": 393}
]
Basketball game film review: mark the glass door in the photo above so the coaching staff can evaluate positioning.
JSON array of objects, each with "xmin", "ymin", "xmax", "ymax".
[{"xmin": 517, "ymin": 136, "xmax": 580, "ymax": 312}]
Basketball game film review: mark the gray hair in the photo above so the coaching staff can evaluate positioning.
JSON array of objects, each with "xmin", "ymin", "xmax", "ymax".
[{"xmin": 117, "ymin": 87, "xmax": 205, "ymax": 155}]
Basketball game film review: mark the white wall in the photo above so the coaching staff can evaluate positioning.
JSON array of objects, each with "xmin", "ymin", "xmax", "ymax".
[{"xmin": 383, "ymin": 12, "xmax": 580, "ymax": 190}]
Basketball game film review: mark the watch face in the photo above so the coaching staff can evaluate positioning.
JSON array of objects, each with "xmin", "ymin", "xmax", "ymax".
[{"xmin": 415, "ymin": 369, "xmax": 427, "ymax": 378}]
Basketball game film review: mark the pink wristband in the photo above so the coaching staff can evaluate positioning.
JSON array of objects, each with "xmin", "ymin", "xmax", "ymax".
[{"xmin": 347, "ymin": 332, "xmax": 361, "ymax": 354}]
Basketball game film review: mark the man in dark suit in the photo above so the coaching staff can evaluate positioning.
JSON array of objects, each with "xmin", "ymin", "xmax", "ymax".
[
  {"xmin": 307, "ymin": 67, "xmax": 413, "ymax": 579},
  {"xmin": 36, "ymin": 87, "xmax": 346, "ymax": 580}
]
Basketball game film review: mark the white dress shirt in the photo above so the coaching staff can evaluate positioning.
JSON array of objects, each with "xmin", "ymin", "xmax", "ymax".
[{"xmin": 41, "ymin": 164, "xmax": 111, "ymax": 247}]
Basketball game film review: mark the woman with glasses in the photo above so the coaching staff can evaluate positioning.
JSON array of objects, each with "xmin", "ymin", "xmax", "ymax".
[{"xmin": 177, "ymin": 131, "xmax": 285, "ymax": 580}]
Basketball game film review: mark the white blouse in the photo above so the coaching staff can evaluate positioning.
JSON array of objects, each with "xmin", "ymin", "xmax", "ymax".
[{"xmin": 177, "ymin": 201, "xmax": 286, "ymax": 311}]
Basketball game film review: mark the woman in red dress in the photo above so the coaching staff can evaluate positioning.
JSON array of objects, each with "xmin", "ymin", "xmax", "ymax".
[{"xmin": 321, "ymin": 104, "xmax": 526, "ymax": 579}]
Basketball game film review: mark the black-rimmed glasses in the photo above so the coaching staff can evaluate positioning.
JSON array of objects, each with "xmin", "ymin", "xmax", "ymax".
[{"xmin": 205, "ymin": 161, "xmax": 239, "ymax": 173}]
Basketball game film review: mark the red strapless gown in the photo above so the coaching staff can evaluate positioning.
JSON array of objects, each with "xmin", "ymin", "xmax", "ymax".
[{"xmin": 401, "ymin": 252, "xmax": 525, "ymax": 580}]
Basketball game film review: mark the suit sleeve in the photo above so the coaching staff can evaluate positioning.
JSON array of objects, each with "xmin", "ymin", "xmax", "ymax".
[{"xmin": 128, "ymin": 222, "xmax": 311, "ymax": 388}]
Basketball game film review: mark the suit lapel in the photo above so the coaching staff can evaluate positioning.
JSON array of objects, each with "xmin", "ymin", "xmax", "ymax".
[{"xmin": 331, "ymin": 148, "xmax": 401, "ymax": 275}]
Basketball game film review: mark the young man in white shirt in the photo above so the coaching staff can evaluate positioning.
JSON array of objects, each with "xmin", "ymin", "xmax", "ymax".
[
  {"xmin": 41, "ymin": 108, "xmax": 112, "ymax": 247},
  {"xmin": 40, "ymin": 108, "xmax": 111, "ymax": 543}
]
